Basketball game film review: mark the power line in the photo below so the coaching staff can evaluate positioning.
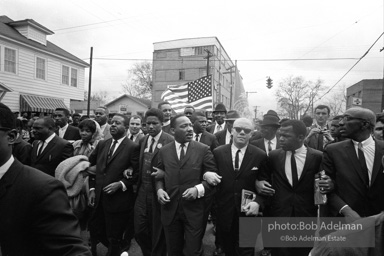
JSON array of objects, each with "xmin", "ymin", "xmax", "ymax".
[
  {"xmin": 316, "ymin": 31, "xmax": 384, "ymax": 102},
  {"xmin": 86, "ymin": 57, "xmax": 360, "ymax": 62}
]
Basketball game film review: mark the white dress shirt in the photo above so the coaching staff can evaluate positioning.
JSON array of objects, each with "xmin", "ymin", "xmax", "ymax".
[
  {"xmin": 37, "ymin": 133, "xmax": 56, "ymax": 155},
  {"xmin": 0, "ymin": 155, "xmax": 14, "ymax": 180},
  {"xmin": 58, "ymin": 123, "xmax": 69, "ymax": 138},
  {"xmin": 264, "ymin": 136, "xmax": 277, "ymax": 155},
  {"xmin": 352, "ymin": 136, "xmax": 375, "ymax": 185},
  {"xmin": 100, "ymin": 123, "xmax": 108, "ymax": 134},
  {"xmin": 145, "ymin": 130, "xmax": 163, "ymax": 152},
  {"xmin": 193, "ymin": 132, "xmax": 202, "ymax": 142},
  {"xmin": 231, "ymin": 143, "xmax": 247, "ymax": 170},
  {"xmin": 285, "ymin": 145, "xmax": 307, "ymax": 186},
  {"xmin": 213, "ymin": 122, "xmax": 226, "ymax": 134},
  {"xmin": 225, "ymin": 130, "xmax": 232, "ymax": 145}
]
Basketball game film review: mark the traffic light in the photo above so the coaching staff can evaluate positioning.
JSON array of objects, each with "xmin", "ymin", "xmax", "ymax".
[{"xmin": 266, "ymin": 77, "xmax": 273, "ymax": 89}]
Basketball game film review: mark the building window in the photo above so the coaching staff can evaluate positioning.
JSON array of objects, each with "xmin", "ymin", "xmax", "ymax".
[
  {"xmin": 62, "ymin": 65, "xmax": 69, "ymax": 85},
  {"xmin": 36, "ymin": 57, "xmax": 46, "ymax": 80},
  {"xmin": 179, "ymin": 69, "xmax": 185, "ymax": 80},
  {"xmin": 4, "ymin": 47, "xmax": 16, "ymax": 73},
  {"xmin": 71, "ymin": 68, "xmax": 78, "ymax": 87},
  {"xmin": 194, "ymin": 46, "xmax": 213, "ymax": 55}
]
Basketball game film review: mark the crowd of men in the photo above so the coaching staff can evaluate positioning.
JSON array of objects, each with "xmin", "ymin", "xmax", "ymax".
[{"xmin": 1, "ymin": 100, "xmax": 384, "ymax": 256}]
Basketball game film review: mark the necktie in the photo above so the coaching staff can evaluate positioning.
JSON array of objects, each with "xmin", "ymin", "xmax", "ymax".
[
  {"xmin": 37, "ymin": 140, "xmax": 45, "ymax": 156},
  {"xmin": 179, "ymin": 144, "xmax": 185, "ymax": 161},
  {"xmin": 291, "ymin": 150, "xmax": 299, "ymax": 187},
  {"xmin": 130, "ymin": 135, "xmax": 134, "ymax": 141},
  {"xmin": 268, "ymin": 140, "xmax": 272, "ymax": 152},
  {"xmin": 318, "ymin": 132, "xmax": 324, "ymax": 150},
  {"xmin": 217, "ymin": 125, "xmax": 222, "ymax": 132},
  {"xmin": 108, "ymin": 140, "xmax": 118, "ymax": 159},
  {"xmin": 234, "ymin": 149, "xmax": 241, "ymax": 171},
  {"xmin": 358, "ymin": 143, "xmax": 370, "ymax": 186},
  {"xmin": 195, "ymin": 134, "xmax": 199, "ymax": 141},
  {"xmin": 149, "ymin": 138, "xmax": 155, "ymax": 153},
  {"xmin": 229, "ymin": 134, "xmax": 233, "ymax": 145}
]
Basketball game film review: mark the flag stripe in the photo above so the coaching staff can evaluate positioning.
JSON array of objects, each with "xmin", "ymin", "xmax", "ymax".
[{"xmin": 161, "ymin": 75, "xmax": 212, "ymax": 113}]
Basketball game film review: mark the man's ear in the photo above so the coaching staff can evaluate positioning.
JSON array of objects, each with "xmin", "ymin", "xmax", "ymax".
[
  {"xmin": 171, "ymin": 127, "xmax": 175, "ymax": 134},
  {"xmin": 7, "ymin": 129, "xmax": 17, "ymax": 145}
]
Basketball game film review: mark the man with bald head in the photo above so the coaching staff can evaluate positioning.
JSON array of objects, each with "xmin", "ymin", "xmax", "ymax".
[
  {"xmin": 322, "ymin": 107, "xmax": 384, "ymax": 220},
  {"xmin": 212, "ymin": 118, "xmax": 267, "ymax": 256}
]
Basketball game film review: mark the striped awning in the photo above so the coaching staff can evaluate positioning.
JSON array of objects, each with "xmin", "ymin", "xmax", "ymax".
[{"xmin": 20, "ymin": 94, "xmax": 67, "ymax": 113}]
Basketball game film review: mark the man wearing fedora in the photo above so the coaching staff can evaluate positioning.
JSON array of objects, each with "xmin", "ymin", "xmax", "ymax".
[
  {"xmin": 215, "ymin": 110, "xmax": 240, "ymax": 146},
  {"xmin": 251, "ymin": 110, "xmax": 281, "ymax": 155},
  {"xmin": 207, "ymin": 103, "xmax": 227, "ymax": 134}
]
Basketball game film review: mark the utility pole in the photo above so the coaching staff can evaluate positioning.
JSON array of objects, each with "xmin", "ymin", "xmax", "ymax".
[
  {"xmin": 204, "ymin": 49, "xmax": 213, "ymax": 75},
  {"xmin": 223, "ymin": 65, "xmax": 235, "ymax": 109},
  {"xmin": 254, "ymin": 106, "xmax": 260, "ymax": 119},
  {"xmin": 87, "ymin": 47, "xmax": 93, "ymax": 117}
]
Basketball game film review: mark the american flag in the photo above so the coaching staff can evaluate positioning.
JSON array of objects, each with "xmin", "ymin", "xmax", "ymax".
[{"xmin": 161, "ymin": 75, "xmax": 212, "ymax": 113}]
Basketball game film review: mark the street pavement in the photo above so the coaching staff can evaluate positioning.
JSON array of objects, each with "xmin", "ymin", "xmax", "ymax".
[{"xmin": 88, "ymin": 222, "xmax": 216, "ymax": 256}]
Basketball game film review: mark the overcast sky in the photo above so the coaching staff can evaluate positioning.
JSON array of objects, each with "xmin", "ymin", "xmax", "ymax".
[{"xmin": 2, "ymin": 0, "xmax": 383, "ymax": 116}]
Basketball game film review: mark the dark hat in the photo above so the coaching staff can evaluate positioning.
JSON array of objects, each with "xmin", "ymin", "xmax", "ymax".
[
  {"xmin": 213, "ymin": 103, "xmax": 227, "ymax": 113},
  {"xmin": 224, "ymin": 110, "xmax": 240, "ymax": 121},
  {"xmin": 261, "ymin": 110, "xmax": 280, "ymax": 127}
]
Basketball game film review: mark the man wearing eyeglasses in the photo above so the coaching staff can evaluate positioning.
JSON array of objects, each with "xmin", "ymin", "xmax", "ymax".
[
  {"xmin": 212, "ymin": 118, "xmax": 267, "ymax": 256},
  {"xmin": 322, "ymin": 107, "xmax": 384, "ymax": 221},
  {"xmin": 0, "ymin": 103, "xmax": 91, "ymax": 255}
]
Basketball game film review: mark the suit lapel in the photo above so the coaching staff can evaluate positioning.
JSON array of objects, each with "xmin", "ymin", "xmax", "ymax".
[
  {"xmin": 371, "ymin": 141, "xmax": 384, "ymax": 185},
  {"xmin": 280, "ymin": 150, "xmax": 291, "ymax": 187},
  {"xmin": 179, "ymin": 141, "xmax": 194, "ymax": 168},
  {"xmin": 236, "ymin": 146, "xmax": 252, "ymax": 177},
  {"xmin": 224, "ymin": 145, "xmax": 236, "ymax": 178},
  {"xmin": 297, "ymin": 148, "xmax": 312, "ymax": 185},
  {"xmin": 108, "ymin": 137, "xmax": 127, "ymax": 164},
  {"xmin": 0, "ymin": 160, "xmax": 21, "ymax": 199},
  {"xmin": 200, "ymin": 132, "xmax": 205, "ymax": 143},
  {"xmin": 37, "ymin": 136, "xmax": 57, "ymax": 161},
  {"xmin": 139, "ymin": 135, "xmax": 149, "ymax": 169},
  {"xmin": 345, "ymin": 141, "xmax": 368, "ymax": 185}
]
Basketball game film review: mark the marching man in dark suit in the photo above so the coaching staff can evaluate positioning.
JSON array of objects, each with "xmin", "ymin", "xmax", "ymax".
[
  {"xmin": 215, "ymin": 110, "xmax": 240, "ymax": 146},
  {"xmin": 134, "ymin": 108, "xmax": 174, "ymax": 256},
  {"xmin": 251, "ymin": 110, "xmax": 281, "ymax": 155},
  {"xmin": 156, "ymin": 114, "xmax": 217, "ymax": 256},
  {"xmin": 258, "ymin": 120, "xmax": 332, "ymax": 256},
  {"xmin": 212, "ymin": 118, "xmax": 267, "ymax": 256},
  {"xmin": 322, "ymin": 107, "xmax": 384, "ymax": 220},
  {"xmin": 206, "ymin": 103, "xmax": 227, "ymax": 134},
  {"xmin": 88, "ymin": 113, "xmax": 140, "ymax": 256},
  {"xmin": 191, "ymin": 112, "xmax": 219, "ymax": 152},
  {"xmin": 30, "ymin": 117, "xmax": 73, "ymax": 176},
  {"xmin": 0, "ymin": 102, "xmax": 90, "ymax": 255},
  {"xmin": 54, "ymin": 107, "xmax": 81, "ymax": 141}
]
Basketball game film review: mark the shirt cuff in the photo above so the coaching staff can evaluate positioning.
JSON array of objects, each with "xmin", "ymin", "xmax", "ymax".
[
  {"xmin": 339, "ymin": 205, "xmax": 348, "ymax": 215},
  {"xmin": 195, "ymin": 184, "xmax": 205, "ymax": 198},
  {"xmin": 120, "ymin": 181, "xmax": 127, "ymax": 192},
  {"xmin": 89, "ymin": 188, "xmax": 95, "ymax": 192}
]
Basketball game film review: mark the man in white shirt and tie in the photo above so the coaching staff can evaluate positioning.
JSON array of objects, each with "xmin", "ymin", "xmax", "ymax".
[
  {"xmin": 212, "ymin": 117, "xmax": 268, "ymax": 256},
  {"xmin": 251, "ymin": 110, "xmax": 281, "ymax": 155},
  {"xmin": 257, "ymin": 120, "xmax": 332, "ymax": 256},
  {"xmin": 322, "ymin": 107, "xmax": 384, "ymax": 220},
  {"xmin": 206, "ymin": 103, "xmax": 227, "ymax": 134}
]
